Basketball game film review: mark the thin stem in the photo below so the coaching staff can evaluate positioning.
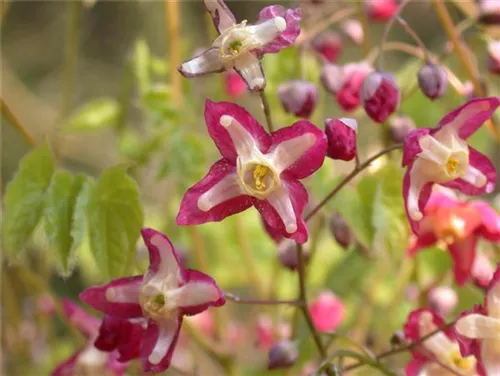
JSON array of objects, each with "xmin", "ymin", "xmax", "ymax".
[
  {"xmin": 260, "ymin": 90, "xmax": 274, "ymax": 133},
  {"xmin": 305, "ymin": 144, "xmax": 403, "ymax": 222},
  {"xmin": 225, "ymin": 292, "xmax": 304, "ymax": 306},
  {"xmin": 1, "ymin": 97, "xmax": 37, "ymax": 147},
  {"xmin": 165, "ymin": 0, "xmax": 182, "ymax": 106},
  {"xmin": 396, "ymin": 17, "xmax": 429, "ymax": 62}
]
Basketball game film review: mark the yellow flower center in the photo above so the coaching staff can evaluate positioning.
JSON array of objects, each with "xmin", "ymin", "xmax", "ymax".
[
  {"xmin": 253, "ymin": 164, "xmax": 270, "ymax": 190},
  {"xmin": 449, "ymin": 349, "xmax": 475, "ymax": 370},
  {"xmin": 228, "ymin": 40, "xmax": 243, "ymax": 55},
  {"xmin": 445, "ymin": 157, "xmax": 460, "ymax": 176}
]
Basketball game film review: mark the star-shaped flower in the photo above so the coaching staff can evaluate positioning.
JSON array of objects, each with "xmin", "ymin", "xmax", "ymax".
[
  {"xmin": 80, "ymin": 228, "xmax": 225, "ymax": 373},
  {"xmin": 176, "ymin": 100, "xmax": 327, "ymax": 244},
  {"xmin": 402, "ymin": 97, "xmax": 499, "ymax": 234},
  {"xmin": 178, "ymin": 0, "xmax": 301, "ymax": 91}
]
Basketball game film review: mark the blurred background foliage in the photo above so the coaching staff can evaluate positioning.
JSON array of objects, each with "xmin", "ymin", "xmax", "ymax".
[{"xmin": 1, "ymin": 1, "xmax": 500, "ymax": 375}]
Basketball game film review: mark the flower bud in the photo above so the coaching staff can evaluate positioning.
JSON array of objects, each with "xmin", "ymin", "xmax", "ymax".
[
  {"xmin": 267, "ymin": 340, "xmax": 299, "ymax": 370},
  {"xmin": 36, "ymin": 294, "xmax": 56, "ymax": 316},
  {"xmin": 225, "ymin": 71, "xmax": 247, "ymax": 98},
  {"xmin": 427, "ymin": 286, "xmax": 458, "ymax": 317},
  {"xmin": 336, "ymin": 62, "xmax": 373, "ymax": 112},
  {"xmin": 417, "ymin": 63, "xmax": 448, "ymax": 100},
  {"xmin": 277, "ymin": 239, "xmax": 310, "ymax": 271},
  {"xmin": 341, "ymin": 19, "xmax": 364, "ymax": 45},
  {"xmin": 479, "ymin": 0, "xmax": 500, "ymax": 24},
  {"xmin": 364, "ymin": 0, "xmax": 398, "ymax": 21},
  {"xmin": 277, "ymin": 80, "xmax": 318, "ymax": 119},
  {"xmin": 321, "ymin": 64, "xmax": 343, "ymax": 94},
  {"xmin": 309, "ymin": 290, "xmax": 346, "ymax": 333},
  {"xmin": 360, "ymin": 71, "xmax": 400, "ymax": 123},
  {"xmin": 312, "ymin": 32, "xmax": 343, "ymax": 63},
  {"xmin": 329, "ymin": 213, "xmax": 354, "ymax": 249},
  {"xmin": 471, "ymin": 253, "xmax": 495, "ymax": 288},
  {"xmin": 460, "ymin": 80, "xmax": 488, "ymax": 100},
  {"xmin": 324, "ymin": 119, "xmax": 357, "ymax": 162},
  {"xmin": 388, "ymin": 115, "xmax": 415, "ymax": 143},
  {"xmin": 487, "ymin": 41, "xmax": 500, "ymax": 75}
]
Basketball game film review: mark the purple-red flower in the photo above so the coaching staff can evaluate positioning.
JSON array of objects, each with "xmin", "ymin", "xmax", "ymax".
[
  {"xmin": 403, "ymin": 308, "xmax": 479, "ymax": 376},
  {"xmin": 335, "ymin": 61, "xmax": 374, "ymax": 112},
  {"xmin": 51, "ymin": 300, "xmax": 128, "ymax": 376},
  {"xmin": 324, "ymin": 118, "xmax": 358, "ymax": 161},
  {"xmin": 277, "ymin": 80, "xmax": 319, "ymax": 119},
  {"xmin": 311, "ymin": 31, "xmax": 342, "ymax": 63},
  {"xmin": 309, "ymin": 290, "xmax": 346, "ymax": 333},
  {"xmin": 341, "ymin": 19, "xmax": 364, "ymax": 45},
  {"xmin": 360, "ymin": 71, "xmax": 400, "ymax": 123},
  {"xmin": 178, "ymin": 0, "xmax": 301, "ymax": 91},
  {"xmin": 487, "ymin": 41, "xmax": 500, "ymax": 75},
  {"xmin": 256, "ymin": 314, "xmax": 291, "ymax": 349},
  {"xmin": 456, "ymin": 265, "xmax": 500, "ymax": 375},
  {"xmin": 407, "ymin": 188, "xmax": 500, "ymax": 285},
  {"xmin": 427, "ymin": 286, "xmax": 458, "ymax": 318},
  {"xmin": 364, "ymin": 0, "xmax": 399, "ymax": 21},
  {"xmin": 176, "ymin": 100, "xmax": 327, "ymax": 244},
  {"xmin": 402, "ymin": 97, "xmax": 499, "ymax": 234},
  {"xmin": 80, "ymin": 228, "xmax": 225, "ymax": 373}
]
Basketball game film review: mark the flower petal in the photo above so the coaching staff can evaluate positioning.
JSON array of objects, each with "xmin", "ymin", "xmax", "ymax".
[
  {"xmin": 177, "ymin": 269, "xmax": 226, "ymax": 316},
  {"xmin": 234, "ymin": 53, "xmax": 266, "ymax": 91},
  {"xmin": 405, "ymin": 358, "xmax": 425, "ymax": 376},
  {"xmin": 456, "ymin": 314, "xmax": 500, "ymax": 339},
  {"xmin": 403, "ymin": 167, "xmax": 434, "ymax": 234},
  {"xmin": 436, "ymin": 97, "xmax": 500, "ymax": 140},
  {"xmin": 203, "ymin": 0, "xmax": 236, "ymax": 34},
  {"xmin": 141, "ymin": 318, "xmax": 182, "ymax": 373},
  {"xmin": 486, "ymin": 266, "xmax": 500, "ymax": 318},
  {"xmin": 176, "ymin": 159, "xmax": 255, "ymax": 225},
  {"xmin": 141, "ymin": 228, "xmax": 183, "ymax": 279},
  {"xmin": 204, "ymin": 100, "xmax": 271, "ymax": 163},
  {"xmin": 269, "ymin": 120, "xmax": 327, "ymax": 179},
  {"xmin": 51, "ymin": 350, "xmax": 80, "ymax": 376},
  {"xmin": 402, "ymin": 128, "xmax": 432, "ymax": 167},
  {"xmin": 178, "ymin": 47, "xmax": 225, "ymax": 78},
  {"xmin": 481, "ymin": 340, "xmax": 500, "ymax": 376},
  {"xmin": 79, "ymin": 276, "xmax": 144, "ymax": 319},
  {"xmin": 256, "ymin": 6, "xmax": 301, "ymax": 54},
  {"xmin": 470, "ymin": 201, "xmax": 500, "ymax": 242},
  {"xmin": 62, "ymin": 299, "xmax": 101, "ymax": 339},
  {"xmin": 256, "ymin": 179, "xmax": 308, "ymax": 243},
  {"xmin": 448, "ymin": 236, "xmax": 478, "ymax": 286},
  {"xmin": 406, "ymin": 231, "xmax": 437, "ymax": 256}
]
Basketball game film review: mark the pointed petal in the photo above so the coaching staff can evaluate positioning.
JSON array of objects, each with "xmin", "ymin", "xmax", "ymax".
[
  {"xmin": 203, "ymin": 0, "xmax": 236, "ymax": 34},
  {"xmin": 471, "ymin": 201, "xmax": 500, "ymax": 242},
  {"xmin": 448, "ymin": 236, "xmax": 478, "ymax": 285},
  {"xmin": 141, "ymin": 318, "xmax": 182, "ymax": 373},
  {"xmin": 402, "ymin": 128, "xmax": 432, "ymax": 167},
  {"xmin": 456, "ymin": 314, "xmax": 500, "ymax": 339},
  {"xmin": 269, "ymin": 120, "xmax": 327, "ymax": 178},
  {"xmin": 177, "ymin": 270, "xmax": 225, "ymax": 316},
  {"xmin": 204, "ymin": 100, "xmax": 271, "ymax": 163},
  {"xmin": 176, "ymin": 159, "xmax": 255, "ymax": 225},
  {"xmin": 436, "ymin": 97, "xmax": 500, "ymax": 140},
  {"xmin": 61, "ymin": 299, "xmax": 101, "ymax": 339},
  {"xmin": 234, "ymin": 53, "xmax": 266, "ymax": 91},
  {"xmin": 481, "ymin": 340, "xmax": 500, "ymax": 376},
  {"xmin": 178, "ymin": 47, "xmax": 225, "ymax": 78},
  {"xmin": 247, "ymin": 17, "xmax": 288, "ymax": 48},
  {"xmin": 424, "ymin": 188, "xmax": 458, "ymax": 213},
  {"xmin": 256, "ymin": 6, "xmax": 301, "ymax": 54},
  {"xmin": 403, "ymin": 167, "xmax": 434, "ymax": 234},
  {"xmin": 406, "ymin": 231, "xmax": 437, "ymax": 256},
  {"xmin": 79, "ymin": 276, "xmax": 144, "ymax": 319},
  {"xmin": 256, "ymin": 179, "xmax": 308, "ymax": 244},
  {"xmin": 486, "ymin": 266, "xmax": 500, "ymax": 318},
  {"xmin": 141, "ymin": 228, "xmax": 183, "ymax": 279},
  {"xmin": 51, "ymin": 351, "xmax": 80, "ymax": 376},
  {"xmin": 405, "ymin": 358, "xmax": 425, "ymax": 376}
]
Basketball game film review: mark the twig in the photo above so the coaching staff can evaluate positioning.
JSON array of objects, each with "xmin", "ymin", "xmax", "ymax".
[
  {"xmin": 396, "ymin": 17, "xmax": 429, "ymax": 62},
  {"xmin": 0, "ymin": 97, "xmax": 37, "ymax": 147},
  {"xmin": 224, "ymin": 292, "xmax": 304, "ymax": 306},
  {"xmin": 260, "ymin": 90, "xmax": 274, "ymax": 133}
]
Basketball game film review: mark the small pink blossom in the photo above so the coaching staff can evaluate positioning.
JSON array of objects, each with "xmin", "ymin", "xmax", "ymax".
[
  {"xmin": 309, "ymin": 290, "xmax": 345, "ymax": 333},
  {"xmin": 225, "ymin": 71, "xmax": 247, "ymax": 98},
  {"xmin": 176, "ymin": 100, "xmax": 327, "ymax": 244},
  {"xmin": 324, "ymin": 118, "xmax": 358, "ymax": 161},
  {"xmin": 341, "ymin": 19, "xmax": 364, "ymax": 45},
  {"xmin": 256, "ymin": 314, "xmax": 291, "ymax": 349},
  {"xmin": 427, "ymin": 286, "xmax": 458, "ymax": 318},
  {"xmin": 335, "ymin": 61, "xmax": 374, "ymax": 112},
  {"xmin": 360, "ymin": 71, "xmax": 400, "ymax": 123},
  {"xmin": 278, "ymin": 80, "xmax": 319, "ymax": 119},
  {"xmin": 471, "ymin": 253, "xmax": 495, "ymax": 288},
  {"xmin": 311, "ymin": 31, "xmax": 342, "ymax": 63},
  {"xmin": 364, "ymin": 0, "xmax": 399, "ymax": 21}
]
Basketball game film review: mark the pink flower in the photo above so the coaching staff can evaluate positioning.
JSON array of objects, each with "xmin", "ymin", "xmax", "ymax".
[
  {"xmin": 225, "ymin": 71, "xmax": 247, "ymax": 98},
  {"xmin": 402, "ymin": 97, "xmax": 499, "ymax": 234},
  {"xmin": 324, "ymin": 118, "xmax": 357, "ymax": 161},
  {"xmin": 341, "ymin": 19, "xmax": 364, "ymax": 45},
  {"xmin": 479, "ymin": 0, "xmax": 500, "ymax": 24},
  {"xmin": 418, "ymin": 63, "xmax": 449, "ymax": 101},
  {"xmin": 487, "ymin": 41, "xmax": 500, "ymax": 75},
  {"xmin": 336, "ymin": 61, "xmax": 374, "ymax": 112},
  {"xmin": 360, "ymin": 71, "xmax": 400, "ymax": 123},
  {"xmin": 79, "ymin": 228, "xmax": 225, "ymax": 373},
  {"xmin": 178, "ymin": 1, "xmax": 301, "ymax": 91},
  {"xmin": 364, "ymin": 0, "xmax": 398, "ymax": 22},
  {"xmin": 403, "ymin": 308, "xmax": 479, "ymax": 376},
  {"xmin": 277, "ymin": 80, "xmax": 319, "ymax": 119},
  {"xmin": 309, "ymin": 290, "xmax": 345, "ymax": 333},
  {"xmin": 427, "ymin": 286, "xmax": 458, "ymax": 318},
  {"xmin": 456, "ymin": 265, "xmax": 500, "ymax": 375},
  {"xmin": 471, "ymin": 253, "xmax": 495, "ymax": 288},
  {"xmin": 256, "ymin": 314, "xmax": 291, "ymax": 349},
  {"xmin": 51, "ymin": 300, "xmax": 128, "ymax": 376},
  {"xmin": 176, "ymin": 100, "xmax": 327, "ymax": 244},
  {"xmin": 407, "ymin": 189, "xmax": 500, "ymax": 285},
  {"xmin": 311, "ymin": 31, "xmax": 342, "ymax": 63}
]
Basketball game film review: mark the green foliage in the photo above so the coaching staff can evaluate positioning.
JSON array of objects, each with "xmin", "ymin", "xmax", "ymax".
[
  {"xmin": 2, "ymin": 144, "xmax": 55, "ymax": 259},
  {"xmin": 86, "ymin": 166, "xmax": 144, "ymax": 278},
  {"xmin": 134, "ymin": 39, "xmax": 151, "ymax": 95},
  {"xmin": 66, "ymin": 98, "xmax": 121, "ymax": 131}
]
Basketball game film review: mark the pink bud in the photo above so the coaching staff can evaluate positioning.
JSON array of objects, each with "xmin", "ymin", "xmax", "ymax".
[
  {"xmin": 417, "ymin": 63, "xmax": 448, "ymax": 100},
  {"xmin": 487, "ymin": 41, "xmax": 500, "ymax": 75},
  {"xmin": 460, "ymin": 80, "xmax": 488, "ymax": 100},
  {"xmin": 277, "ymin": 239, "xmax": 310, "ymax": 271},
  {"xmin": 471, "ymin": 253, "xmax": 495, "ymax": 288},
  {"xmin": 321, "ymin": 64, "xmax": 344, "ymax": 94},
  {"xmin": 427, "ymin": 286, "xmax": 458, "ymax": 317},
  {"xmin": 479, "ymin": 0, "xmax": 500, "ymax": 24},
  {"xmin": 336, "ymin": 62, "xmax": 373, "ymax": 112},
  {"xmin": 324, "ymin": 118, "xmax": 357, "ymax": 161},
  {"xmin": 309, "ymin": 290, "xmax": 346, "ymax": 333},
  {"xmin": 364, "ymin": 0, "xmax": 399, "ymax": 21},
  {"xmin": 329, "ymin": 213, "xmax": 354, "ymax": 249},
  {"xmin": 225, "ymin": 71, "xmax": 247, "ymax": 98},
  {"xmin": 278, "ymin": 80, "xmax": 318, "ymax": 119},
  {"xmin": 268, "ymin": 340, "xmax": 299, "ymax": 370},
  {"xmin": 256, "ymin": 315, "xmax": 290, "ymax": 349},
  {"xmin": 360, "ymin": 72, "xmax": 400, "ymax": 123},
  {"xmin": 341, "ymin": 19, "xmax": 364, "ymax": 45},
  {"xmin": 36, "ymin": 294, "xmax": 56, "ymax": 316},
  {"xmin": 312, "ymin": 32, "xmax": 343, "ymax": 63},
  {"xmin": 388, "ymin": 115, "xmax": 415, "ymax": 143}
]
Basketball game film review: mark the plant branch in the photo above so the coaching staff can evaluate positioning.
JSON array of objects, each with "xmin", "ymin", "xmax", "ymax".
[
  {"xmin": 1, "ymin": 97, "xmax": 37, "ymax": 147},
  {"xmin": 224, "ymin": 292, "xmax": 304, "ymax": 306},
  {"xmin": 260, "ymin": 90, "xmax": 274, "ymax": 133},
  {"xmin": 396, "ymin": 17, "xmax": 429, "ymax": 62}
]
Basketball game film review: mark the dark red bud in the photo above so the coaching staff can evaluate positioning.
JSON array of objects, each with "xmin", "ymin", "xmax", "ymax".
[
  {"xmin": 388, "ymin": 115, "xmax": 415, "ymax": 143},
  {"xmin": 267, "ymin": 340, "xmax": 299, "ymax": 370},
  {"xmin": 329, "ymin": 213, "xmax": 353, "ymax": 249},
  {"xmin": 479, "ymin": 0, "xmax": 500, "ymax": 25},
  {"xmin": 312, "ymin": 32, "xmax": 343, "ymax": 63},
  {"xmin": 360, "ymin": 71, "xmax": 400, "ymax": 123},
  {"xmin": 324, "ymin": 118, "xmax": 357, "ymax": 161},
  {"xmin": 417, "ymin": 63, "xmax": 448, "ymax": 100},
  {"xmin": 336, "ymin": 62, "xmax": 373, "ymax": 112},
  {"xmin": 277, "ymin": 240, "xmax": 310, "ymax": 271},
  {"xmin": 277, "ymin": 80, "xmax": 318, "ymax": 119}
]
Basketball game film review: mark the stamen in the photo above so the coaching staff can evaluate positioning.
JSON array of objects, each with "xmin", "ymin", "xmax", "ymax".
[
  {"xmin": 253, "ymin": 164, "xmax": 269, "ymax": 190},
  {"xmin": 445, "ymin": 157, "xmax": 459, "ymax": 175}
]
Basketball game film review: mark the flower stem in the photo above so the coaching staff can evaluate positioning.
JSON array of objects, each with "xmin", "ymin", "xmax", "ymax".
[
  {"xmin": 260, "ymin": 90, "xmax": 274, "ymax": 133},
  {"xmin": 225, "ymin": 292, "xmax": 304, "ymax": 306},
  {"xmin": 396, "ymin": 17, "xmax": 429, "ymax": 62},
  {"xmin": 165, "ymin": 0, "xmax": 183, "ymax": 106},
  {"xmin": 305, "ymin": 144, "xmax": 403, "ymax": 222},
  {"xmin": 0, "ymin": 97, "xmax": 37, "ymax": 147}
]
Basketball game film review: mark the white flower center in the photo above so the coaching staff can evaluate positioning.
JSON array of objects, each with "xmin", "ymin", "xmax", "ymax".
[
  {"xmin": 140, "ymin": 272, "xmax": 182, "ymax": 322},
  {"xmin": 73, "ymin": 346, "xmax": 112, "ymax": 376},
  {"xmin": 236, "ymin": 158, "xmax": 281, "ymax": 199}
]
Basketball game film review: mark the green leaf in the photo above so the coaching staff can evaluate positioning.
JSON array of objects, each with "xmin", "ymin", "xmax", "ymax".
[
  {"xmin": 86, "ymin": 166, "xmax": 144, "ymax": 278},
  {"xmin": 2, "ymin": 144, "xmax": 55, "ymax": 259},
  {"xmin": 66, "ymin": 98, "xmax": 120, "ymax": 131},
  {"xmin": 44, "ymin": 172, "xmax": 90, "ymax": 276},
  {"xmin": 134, "ymin": 39, "xmax": 151, "ymax": 95}
]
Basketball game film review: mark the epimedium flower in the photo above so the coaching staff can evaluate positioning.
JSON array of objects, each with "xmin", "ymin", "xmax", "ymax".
[
  {"xmin": 456, "ymin": 265, "xmax": 500, "ymax": 375},
  {"xmin": 277, "ymin": 80, "xmax": 319, "ymax": 119},
  {"xmin": 324, "ymin": 118, "xmax": 358, "ymax": 161},
  {"xmin": 311, "ymin": 31, "xmax": 343, "ymax": 63},
  {"xmin": 256, "ymin": 314, "xmax": 291, "ymax": 349},
  {"xmin": 402, "ymin": 97, "xmax": 499, "ymax": 234},
  {"xmin": 403, "ymin": 308, "xmax": 479, "ymax": 376},
  {"xmin": 178, "ymin": 0, "xmax": 301, "ymax": 91},
  {"xmin": 176, "ymin": 100, "xmax": 327, "ymax": 244},
  {"xmin": 79, "ymin": 228, "xmax": 225, "ymax": 373},
  {"xmin": 51, "ymin": 300, "xmax": 128, "ymax": 376},
  {"xmin": 418, "ymin": 63, "xmax": 449, "ymax": 101},
  {"xmin": 332, "ymin": 61, "xmax": 374, "ymax": 112},
  {"xmin": 407, "ymin": 188, "xmax": 500, "ymax": 285},
  {"xmin": 360, "ymin": 71, "xmax": 400, "ymax": 123}
]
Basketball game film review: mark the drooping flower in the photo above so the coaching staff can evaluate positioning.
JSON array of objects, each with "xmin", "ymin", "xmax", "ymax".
[
  {"xmin": 456, "ymin": 265, "xmax": 500, "ymax": 375},
  {"xmin": 335, "ymin": 61, "xmax": 374, "ymax": 112},
  {"xmin": 329, "ymin": 213, "xmax": 354, "ymax": 250},
  {"xmin": 360, "ymin": 71, "xmax": 400, "ymax": 123},
  {"xmin": 277, "ymin": 238, "xmax": 310, "ymax": 271},
  {"xmin": 418, "ymin": 63, "xmax": 449, "ymax": 101},
  {"xmin": 80, "ymin": 228, "xmax": 226, "ymax": 373},
  {"xmin": 51, "ymin": 300, "xmax": 128, "ymax": 376},
  {"xmin": 178, "ymin": 0, "xmax": 301, "ymax": 91},
  {"xmin": 256, "ymin": 314, "xmax": 291, "ymax": 349},
  {"xmin": 176, "ymin": 100, "xmax": 327, "ymax": 244},
  {"xmin": 324, "ymin": 118, "xmax": 358, "ymax": 161},
  {"xmin": 388, "ymin": 114, "xmax": 416, "ymax": 143},
  {"xmin": 277, "ymin": 80, "xmax": 319, "ymax": 119},
  {"xmin": 309, "ymin": 290, "xmax": 346, "ymax": 333},
  {"xmin": 364, "ymin": 0, "xmax": 399, "ymax": 21},
  {"xmin": 487, "ymin": 41, "xmax": 500, "ymax": 75},
  {"xmin": 311, "ymin": 31, "xmax": 342, "ymax": 63},
  {"xmin": 427, "ymin": 286, "xmax": 458, "ymax": 318},
  {"xmin": 403, "ymin": 308, "xmax": 478, "ymax": 376},
  {"xmin": 471, "ymin": 253, "xmax": 495, "ymax": 288},
  {"xmin": 341, "ymin": 19, "xmax": 364, "ymax": 45},
  {"xmin": 225, "ymin": 70, "xmax": 247, "ymax": 98},
  {"xmin": 267, "ymin": 340, "xmax": 299, "ymax": 370},
  {"xmin": 402, "ymin": 97, "xmax": 499, "ymax": 234},
  {"xmin": 407, "ymin": 188, "xmax": 500, "ymax": 285}
]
